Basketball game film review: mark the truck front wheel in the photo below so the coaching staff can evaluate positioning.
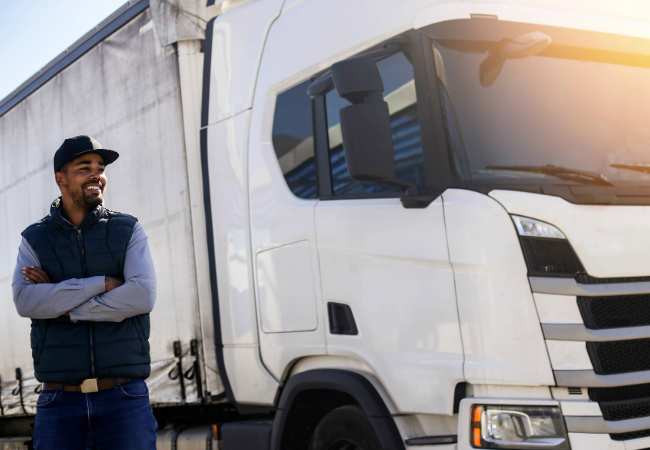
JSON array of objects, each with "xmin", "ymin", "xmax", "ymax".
[{"xmin": 309, "ymin": 405, "xmax": 383, "ymax": 450}]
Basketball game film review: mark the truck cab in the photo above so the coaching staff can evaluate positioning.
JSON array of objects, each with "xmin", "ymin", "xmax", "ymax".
[{"xmin": 203, "ymin": 0, "xmax": 650, "ymax": 448}]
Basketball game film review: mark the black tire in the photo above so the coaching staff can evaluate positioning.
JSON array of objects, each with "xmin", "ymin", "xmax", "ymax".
[{"xmin": 309, "ymin": 405, "xmax": 383, "ymax": 450}]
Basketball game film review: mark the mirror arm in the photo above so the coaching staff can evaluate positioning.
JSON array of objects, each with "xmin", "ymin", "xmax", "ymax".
[
  {"xmin": 308, "ymin": 72, "xmax": 335, "ymax": 98},
  {"xmin": 400, "ymin": 193, "xmax": 437, "ymax": 209},
  {"xmin": 377, "ymin": 178, "xmax": 437, "ymax": 209},
  {"xmin": 398, "ymin": 182, "xmax": 437, "ymax": 209}
]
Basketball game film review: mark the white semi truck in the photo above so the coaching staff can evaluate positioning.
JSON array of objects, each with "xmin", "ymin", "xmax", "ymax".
[{"xmin": 2, "ymin": 0, "xmax": 650, "ymax": 448}]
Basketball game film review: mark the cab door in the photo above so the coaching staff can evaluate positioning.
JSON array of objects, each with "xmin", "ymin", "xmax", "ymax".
[
  {"xmin": 313, "ymin": 33, "xmax": 465, "ymax": 415},
  {"xmin": 248, "ymin": 58, "xmax": 327, "ymax": 381}
]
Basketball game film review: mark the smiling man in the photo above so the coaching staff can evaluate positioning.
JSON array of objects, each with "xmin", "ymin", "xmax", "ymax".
[{"xmin": 12, "ymin": 135, "xmax": 157, "ymax": 449}]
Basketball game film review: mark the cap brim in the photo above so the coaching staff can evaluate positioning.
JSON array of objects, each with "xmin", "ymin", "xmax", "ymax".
[{"xmin": 74, "ymin": 148, "xmax": 120, "ymax": 166}]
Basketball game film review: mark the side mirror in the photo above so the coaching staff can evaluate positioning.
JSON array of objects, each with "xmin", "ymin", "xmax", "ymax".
[{"xmin": 331, "ymin": 55, "xmax": 418, "ymax": 193}]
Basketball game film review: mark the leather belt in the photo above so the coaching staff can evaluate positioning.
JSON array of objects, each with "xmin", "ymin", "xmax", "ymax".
[{"xmin": 42, "ymin": 378, "xmax": 134, "ymax": 393}]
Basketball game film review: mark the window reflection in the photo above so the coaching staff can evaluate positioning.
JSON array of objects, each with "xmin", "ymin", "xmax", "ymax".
[{"xmin": 272, "ymin": 79, "xmax": 318, "ymax": 199}]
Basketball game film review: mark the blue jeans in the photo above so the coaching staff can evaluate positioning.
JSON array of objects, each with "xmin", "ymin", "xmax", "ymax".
[{"xmin": 33, "ymin": 379, "xmax": 157, "ymax": 450}]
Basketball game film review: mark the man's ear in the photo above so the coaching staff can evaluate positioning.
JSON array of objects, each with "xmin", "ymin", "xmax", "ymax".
[{"xmin": 55, "ymin": 172, "xmax": 66, "ymax": 188}]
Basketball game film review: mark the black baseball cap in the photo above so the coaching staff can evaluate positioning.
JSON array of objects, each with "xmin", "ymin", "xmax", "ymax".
[{"xmin": 53, "ymin": 135, "xmax": 119, "ymax": 173}]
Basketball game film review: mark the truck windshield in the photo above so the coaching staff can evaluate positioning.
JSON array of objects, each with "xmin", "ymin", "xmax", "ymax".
[{"xmin": 421, "ymin": 19, "xmax": 650, "ymax": 200}]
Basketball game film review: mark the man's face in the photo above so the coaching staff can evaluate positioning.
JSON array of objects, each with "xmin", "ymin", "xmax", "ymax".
[{"xmin": 56, "ymin": 153, "xmax": 107, "ymax": 211}]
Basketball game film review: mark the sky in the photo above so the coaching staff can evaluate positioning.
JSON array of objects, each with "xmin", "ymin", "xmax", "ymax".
[{"xmin": 0, "ymin": 0, "xmax": 128, "ymax": 101}]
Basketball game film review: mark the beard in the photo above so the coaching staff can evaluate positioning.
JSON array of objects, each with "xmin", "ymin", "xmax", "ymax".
[{"xmin": 67, "ymin": 184, "xmax": 103, "ymax": 213}]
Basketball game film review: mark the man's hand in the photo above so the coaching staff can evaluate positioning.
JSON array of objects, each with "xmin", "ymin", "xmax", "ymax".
[
  {"xmin": 22, "ymin": 266, "xmax": 51, "ymax": 284},
  {"xmin": 105, "ymin": 276, "xmax": 125, "ymax": 292}
]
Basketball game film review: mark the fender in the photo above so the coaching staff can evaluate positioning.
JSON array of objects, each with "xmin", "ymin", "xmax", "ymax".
[{"xmin": 270, "ymin": 369, "xmax": 405, "ymax": 450}]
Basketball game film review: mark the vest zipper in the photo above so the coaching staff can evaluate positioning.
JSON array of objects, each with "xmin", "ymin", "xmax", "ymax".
[
  {"xmin": 77, "ymin": 230, "xmax": 87, "ymax": 275},
  {"xmin": 89, "ymin": 323, "xmax": 96, "ymax": 378},
  {"xmin": 77, "ymin": 230, "xmax": 95, "ymax": 378}
]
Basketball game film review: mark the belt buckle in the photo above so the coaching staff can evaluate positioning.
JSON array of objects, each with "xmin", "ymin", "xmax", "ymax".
[{"xmin": 80, "ymin": 379, "xmax": 99, "ymax": 393}]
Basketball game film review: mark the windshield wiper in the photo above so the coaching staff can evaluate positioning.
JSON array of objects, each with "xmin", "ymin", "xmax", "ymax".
[
  {"xmin": 486, "ymin": 164, "xmax": 613, "ymax": 186},
  {"xmin": 611, "ymin": 163, "xmax": 650, "ymax": 174}
]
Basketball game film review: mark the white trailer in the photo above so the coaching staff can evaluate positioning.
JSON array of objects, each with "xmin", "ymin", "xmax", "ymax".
[{"xmin": 3, "ymin": 0, "xmax": 650, "ymax": 449}]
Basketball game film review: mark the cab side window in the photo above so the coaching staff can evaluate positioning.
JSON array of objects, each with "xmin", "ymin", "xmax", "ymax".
[
  {"xmin": 325, "ymin": 52, "xmax": 425, "ymax": 196},
  {"xmin": 272, "ymin": 79, "xmax": 318, "ymax": 199}
]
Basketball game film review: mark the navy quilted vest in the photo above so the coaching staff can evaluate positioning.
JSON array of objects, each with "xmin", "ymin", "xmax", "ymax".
[{"xmin": 22, "ymin": 198, "xmax": 151, "ymax": 384}]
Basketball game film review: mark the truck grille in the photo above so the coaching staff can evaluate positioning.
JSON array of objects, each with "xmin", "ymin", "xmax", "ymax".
[
  {"xmin": 520, "ymin": 237, "xmax": 584, "ymax": 276},
  {"xmin": 586, "ymin": 344, "xmax": 650, "ymax": 437},
  {"xmin": 578, "ymin": 295, "xmax": 650, "ymax": 329},
  {"xmin": 523, "ymin": 234, "xmax": 650, "ymax": 438},
  {"xmin": 610, "ymin": 429, "xmax": 650, "ymax": 441},
  {"xmin": 590, "ymin": 383, "xmax": 650, "ymax": 402},
  {"xmin": 591, "ymin": 384, "xmax": 650, "ymax": 421},
  {"xmin": 600, "ymin": 398, "xmax": 650, "ymax": 421},
  {"xmin": 587, "ymin": 339, "xmax": 650, "ymax": 375},
  {"xmin": 579, "ymin": 294, "xmax": 650, "ymax": 438},
  {"xmin": 575, "ymin": 274, "xmax": 650, "ymax": 284}
]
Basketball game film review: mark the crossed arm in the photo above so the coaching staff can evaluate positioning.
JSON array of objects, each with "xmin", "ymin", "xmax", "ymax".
[
  {"xmin": 20, "ymin": 268, "xmax": 124, "ymax": 317},
  {"xmin": 12, "ymin": 223, "xmax": 156, "ymax": 322}
]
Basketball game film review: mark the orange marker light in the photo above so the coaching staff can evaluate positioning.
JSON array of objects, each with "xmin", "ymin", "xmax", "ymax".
[
  {"xmin": 471, "ymin": 406, "xmax": 483, "ymax": 448},
  {"xmin": 211, "ymin": 424, "xmax": 219, "ymax": 441}
]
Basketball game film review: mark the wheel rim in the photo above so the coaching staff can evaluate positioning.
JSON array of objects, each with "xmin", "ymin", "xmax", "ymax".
[{"xmin": 327, "ymin": 439, "xmax": 361, "ymax": 450}]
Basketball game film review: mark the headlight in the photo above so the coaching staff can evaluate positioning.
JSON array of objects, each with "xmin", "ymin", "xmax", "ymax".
[
  {"xmin": 511, "ymin": 215, "xmax": 566, "ymax": 239},
  {"xmin": 471, "ymin": 405, "xmax": 570, "ymax": 449}
]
